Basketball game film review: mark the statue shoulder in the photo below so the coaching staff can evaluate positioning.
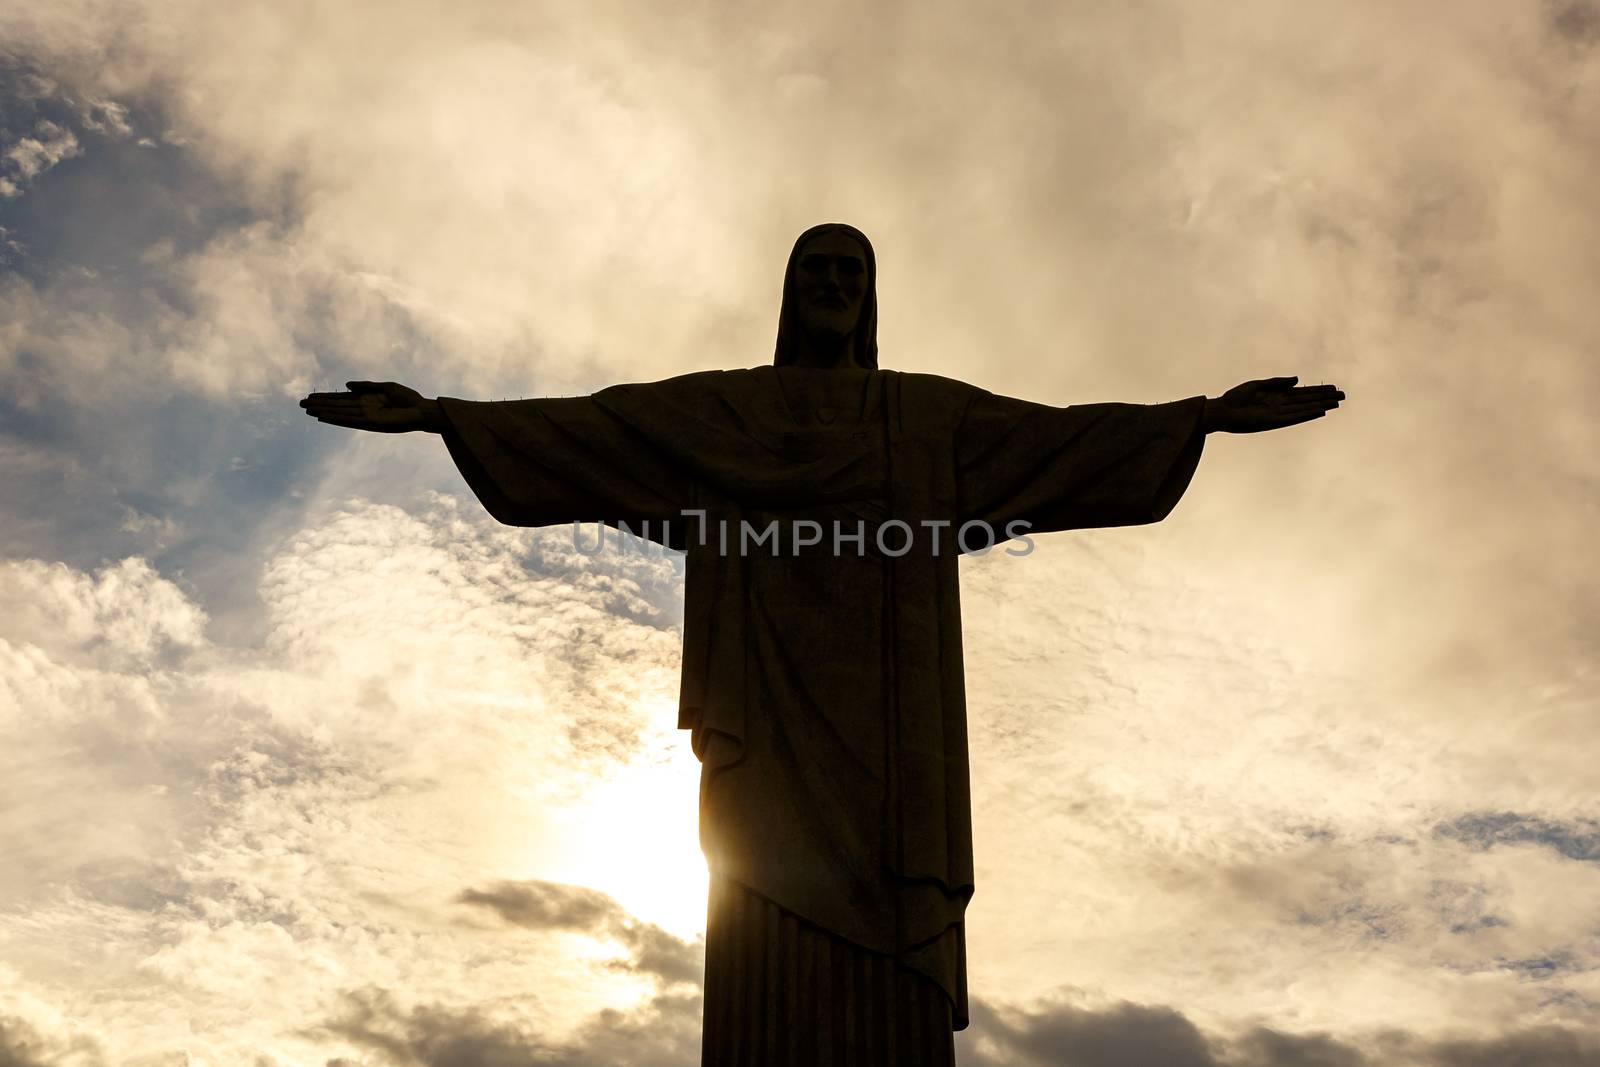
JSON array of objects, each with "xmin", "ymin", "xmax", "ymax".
[
  {"xmin": 893, "ymin": 370, "xmax": 986, "ymax": 407},
  {"xmin": 597, "ymin": 367, "xmax": 741, "ymax": 402}
]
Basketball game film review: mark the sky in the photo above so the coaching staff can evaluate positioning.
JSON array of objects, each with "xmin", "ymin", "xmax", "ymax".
[{"xmin": 1, "ymin": 0, "xmax": 1597, "ymax": 1064}]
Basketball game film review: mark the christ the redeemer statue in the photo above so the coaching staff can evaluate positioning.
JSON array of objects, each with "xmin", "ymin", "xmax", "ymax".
[{"xmin": 302, "ymin": 223, "xmax": 1344, "ymax": 1066}]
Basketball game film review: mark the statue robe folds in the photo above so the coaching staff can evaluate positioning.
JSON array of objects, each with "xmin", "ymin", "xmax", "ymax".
[{"xmin": 437, "ymin": 367, "xmax": 1206, "ymax": 1031}]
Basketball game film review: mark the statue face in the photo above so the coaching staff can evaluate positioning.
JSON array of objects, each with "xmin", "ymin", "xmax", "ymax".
[{"xmin": 793, "ymin": 231, "xmax": 868, "ymax": 354}]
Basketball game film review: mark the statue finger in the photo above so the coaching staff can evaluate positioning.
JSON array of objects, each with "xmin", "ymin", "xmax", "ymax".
[
  {"xmin": 302, "ymin": 400, "xmax": 366, "ymax": 417},
  {"xmin": 311, "ymin": 414, "xmax": 375, "ymax": 429},
  {"xmin": 1285, "ymin": 391, "xmax": 1342, "ymax": 406},
  {"xmin": 1270, "ymin": 408, "xmax": 1333, "ymax": 425},
  {"xmin": 1279, "ymin": 400, "xmax": 1338, "ymax": 415}
]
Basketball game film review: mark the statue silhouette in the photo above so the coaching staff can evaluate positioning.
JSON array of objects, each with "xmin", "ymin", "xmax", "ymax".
[{"xmin": 301, "ymin": 223, "xmax": 1344, "ymax": 1065}]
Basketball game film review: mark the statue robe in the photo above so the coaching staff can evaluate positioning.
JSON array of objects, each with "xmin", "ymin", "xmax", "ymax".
[{"xmin": 437, "ymin": 367, "xmax": 1206, "ymax": 1035}]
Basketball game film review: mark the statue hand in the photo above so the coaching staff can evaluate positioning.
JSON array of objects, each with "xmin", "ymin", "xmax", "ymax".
[
  {"xmin": 300, "ymin": 381, "xmax": 445, "ymax": 434},
  {"xmin": 1202, "ymin": 376, "xmax": 1344, "ymax": 434}
]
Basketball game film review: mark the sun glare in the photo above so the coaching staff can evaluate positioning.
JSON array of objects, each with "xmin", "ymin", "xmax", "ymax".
[{"xmin": 538, "ymin": 711, "xmax": 709, "ymax": 941}]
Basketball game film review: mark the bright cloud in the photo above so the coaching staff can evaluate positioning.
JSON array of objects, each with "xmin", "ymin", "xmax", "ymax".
[{"xmin": 0, "ymin": 500, "xmax": 699, "ymax": 1064}]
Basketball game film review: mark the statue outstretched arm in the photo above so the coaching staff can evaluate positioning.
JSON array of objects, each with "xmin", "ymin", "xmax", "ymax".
[
  {"xmin": 302, "ymin": 379, "xmax": 693, "ymax": 531},
  {"xmin": 951, "ymin": 374, "xmax": 1345, "ymax": 536},
  {"xmin": 1202, "ymin": 376, "xmax": 1344, "ymax": 434},
  {"xmin": 954, "ymin": 387, "xmax": 1208, "ymax": 534},
  {"xmin": 300, "ymin": 381, "xmax": 445, "ymax": 433}
]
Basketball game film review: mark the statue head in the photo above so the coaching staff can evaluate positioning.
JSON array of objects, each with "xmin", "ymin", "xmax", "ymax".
[{"xmin": 774, "ymin": 223, "xmax": 878, "ymax": 369}]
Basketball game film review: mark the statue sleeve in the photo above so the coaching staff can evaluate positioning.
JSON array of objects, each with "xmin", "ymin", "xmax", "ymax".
[
  {"xmin": 954, "ymin": 389, "xmax": 1208, "ymax": 534},
  {"xmin": 435, "ymin": 395, "xmax": 692, "ymax": 530}
]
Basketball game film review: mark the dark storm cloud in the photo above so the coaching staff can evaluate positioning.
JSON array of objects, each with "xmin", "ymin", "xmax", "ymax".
[
  {"xmin": 1392, "ymin": 1025, "xmax": 1600, "ymax": 1066},
  {"xmin": 961, "ymin": 995, "xmax": 1600, "ymax": 1067},
  {"xmin": 1547, "ymin": 0, "xmax": 1600, "ymax": 46},
  {"xmin": 321, "ymin": 990, "xmax": 570, "ymax": 1067},
  {"xmin": 1229, "ymin": 1028, "xmax": 1369, "ymax": 1067},
  {"xmin": 958, "ymin": 995, "xmax": 1370, "ymax": 1067},
  {"xmin": 620, "ymin": 924, "xmax": 704, "ymax": 988},
  {"xmin": 458, "ymin": 879, "xmax": 703, "ymax": 987},
  {"xmin": 317, "ymin": 985, "xmax": 701, "ymax": 1067},
  {"xmin": 458, "ymin": 880, "xmax": 618, "ymax": 933},
  {"xmin": 967, "ymin": 996, "xmax": 1216, "ymax": 1067},
  {"xmin": 0, "ymin": 1017, "xmax": 48, "ymax": 1067},
  {"xmin": 0, "ymin": 1014, "xmax": 105, "ymax": 1067},
  {"xmin": 1435, "ymin": 811, "xmax": 1600, "ymax": 863}
]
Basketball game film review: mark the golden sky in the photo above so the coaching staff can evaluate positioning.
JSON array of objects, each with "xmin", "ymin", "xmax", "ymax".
[{"xmin": 1, "ymin": 1, "xmax": 1598, "ymax": 1064}]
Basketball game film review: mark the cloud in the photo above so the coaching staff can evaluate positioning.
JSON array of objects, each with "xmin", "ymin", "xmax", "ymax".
[
  {"xmin": 963, "ymin": 996, "xmax": 1216, "ymax": 1067},
  {"xmin": 0, "ymin": 497, "xmax": 697, "ymax": 1063},
  {"xmin": 315, "ymin": 879, "xmax": 705, "ymax": 1065},
  {"xmin": 0, "ymin": 120, "xmax": 79, "ymax": 197},
  {"xmin": 1405, "ymin": 1026, "xmax": 1600, "ymax": 1067},
  {"xmin": 459, "ymin": 880, "xmax": 620, "ymax": 934},
  {"xmin": 0, "ymin": 219, "xmax": 432, "ymax": 409},
  {"xmin": 0, "ymin": 1008, "xmax": 106, "ymax": 1067},
  {"xmin": 957, "ymin": 532, "xmax": 1600, "ymax": 1031},
  {"xmin": 0, "ymin": 557, "xmax": 205, "ymax": 667},
  {"xmin": 961, "ymin": 993, "xmax": 1600, "ymax": 1067},
  {"xmin": 317, "ymin": 985, "xmax": 701, "ymax": 1067},
  {"xmin": 322, "ymin": 990, "xmax": 566, "ymax": 1067},
  {"xmin": 0, "ymin": 1016, "xmax": 52, "ymax": 1067},
  {"xmin": 1547, "ymin": 0, "xmax": 1600, "ymax": 46},
  {"xmin": 459, "ymin": 879, "xmax": 703, "ymax": 988},
  {"xmin": 1436, "ymin": 812, "xmax": 1600, "ymax": 864},
  {"xmin": 1, "ymin": 0, "xmax": 1598, "ymax": 1061},
  {"xmin": 1229, "ymin": 1028, "xmax": 1368, "ymax": 1067}
]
